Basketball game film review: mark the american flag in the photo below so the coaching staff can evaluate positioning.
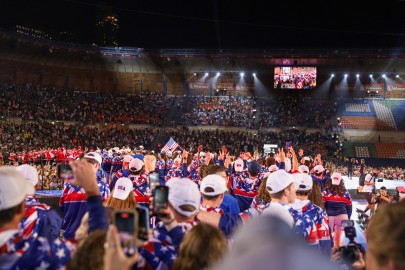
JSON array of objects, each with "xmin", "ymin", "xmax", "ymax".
[{"xmin": 161, "ymin": 137, "xmax": 180, "ymax": 153}]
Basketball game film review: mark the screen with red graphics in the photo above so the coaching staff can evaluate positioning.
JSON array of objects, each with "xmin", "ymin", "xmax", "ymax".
[{"xmin": 274, "ymin": 66, "xmax": 317, "ymax": 89}]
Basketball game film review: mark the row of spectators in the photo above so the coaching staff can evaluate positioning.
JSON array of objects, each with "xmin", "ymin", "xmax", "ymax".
[
  {"xmin": 180, "ymin": 96, "xmax": 256, "ymax": 128},
  {"xmin": 1, "ymin": 122, "xmax": 338, "ymax": 156},
  {"xmin": 1, "ymin": 81, "xmax": 338, "ymax": 128},
  {"xmin": 0, "ymin": 81, "xmax": 173, "ymax": 125},
  {"xmin": 258, "ymin": 95, "xmax": 336, "ymax": 128}
]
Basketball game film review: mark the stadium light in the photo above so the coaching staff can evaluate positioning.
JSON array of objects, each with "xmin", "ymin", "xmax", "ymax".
[
  {"xmin": 369, "ymin": 74, "xmax": 373, "ymax": 78},
  {"xmin": 193, "ymin": 72, "xmax": 196, "ymax": 76},
  {"xmin": 382, "ymin": 74, "xmax": 386, "ymax": 78},
  {"xmin": 217, "ymin": 72, "xmax": 220, "ymax": 76},
  {"xmin": 344, "ymin": 74, "xmax": 348, "ymax": 78},
  {"xmin": 356, "ymin": 74, "xmax": 359, "ymax": 78},
  {"xmin": 240, "ymin": 72, "xmax": 244, "ymax": 77},
  {"xmin": 253, "ymin": 73, "xmax": 256, "ymax": 76},
  {"xmin": 396, "ymin": 74, "xmax": 399, "ymax": 78},
  {"xmin": 331, "ymin": 74, "xmax": 335, "ymax": 77},
  {"xmin": 205, "ymin": 72, "xmax": 209, "ymax": 76}
]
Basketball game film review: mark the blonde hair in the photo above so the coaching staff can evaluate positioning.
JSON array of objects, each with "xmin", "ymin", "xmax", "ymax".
[
  {"xmin": 144, "ymin": 155, "xmax": 157, "ymax": 173},
  {"xmin": 172, "ymin": 224, "xmax": 228, "ymax": 270},
  {"xmin": 105, "ymin": 190, "xmax": 137, "ymax": 211},
  {"xmin": 367, "ymin": 201, "xmax": 405, "ymax": 270}
]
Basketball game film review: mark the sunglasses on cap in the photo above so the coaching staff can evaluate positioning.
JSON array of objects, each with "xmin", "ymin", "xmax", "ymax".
[{"xmin": 332, "ymin": 177, "xmax": 340, "ymax": 180}]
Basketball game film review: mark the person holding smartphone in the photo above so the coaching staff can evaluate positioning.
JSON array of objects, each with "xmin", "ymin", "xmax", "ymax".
[
  {"xmin": 59, "ymin": 151, "xmax": 110, "ymax": 240},
  {"xmin": 138, "ymin": 178, "xmax": 201, "ymax": 270}
]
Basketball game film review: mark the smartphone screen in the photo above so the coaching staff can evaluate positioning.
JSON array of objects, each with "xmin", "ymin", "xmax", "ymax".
[
  {"xmin": 114, "ymin": 211, "xmax": 137, "ymax": 256},
  {"xmin": 153, "ymin": 185, "xmax": 169, "ymax": 216},
  {"xmin": 285, "ymin": 141, "xmax": 292, "ymax": 152},
  {"xmin": 57, "ymin": 164, "xmax": 74, "ymax": 180},
  {"xmin": 149, "ymin": 172, "xmax": 160, "ymax": 190},
  {"xmin": 136, "ymin": 206, "xmax": 150, "ymax": 242}
]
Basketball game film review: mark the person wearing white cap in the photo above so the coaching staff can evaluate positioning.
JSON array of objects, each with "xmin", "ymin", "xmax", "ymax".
[
  {"xmin": 165, "ymin": 157, "xmax": 185, "ymax": 182},
  {"xmin": 322, "ymin": 172, "xmax": 352, "ymax": 247},
  {"xmin": 16, "ymin": 164, "xmax": 62, "ymax": 242},
  {"xmin": 311, "ymin": 164, "xmax": 330, "ymax": 191},
  {"xmin": 262, "ymin": 170, "xmax": 296, "ymax": 227},
  {"xmin": 105, "ymin": 177, "xmax": 137, "ymax": 211},
  {"xmin": 59, "ymin": 151, "xmax": 110, "ymax": 240},
  {"xmin": 128, "ymin": 158, "xmax": 150, "ymax": 208},
  {"xmin": 289, "ymin": 173, "xmax": 332, "ymax": 257},
  {"xmin": 0, "ymin": 161, "xmax": 109, "ymax": 269},
  {"xmin": 109, "ymin": 154, "xmax": 133, "ymax": 191},
  {"xmin": 138, "ymin": 178, "xmax": 201, "ymax": 269},
  {"xmin": 200, "ymin": 175, "xmax": 228, "ymax": 214}
]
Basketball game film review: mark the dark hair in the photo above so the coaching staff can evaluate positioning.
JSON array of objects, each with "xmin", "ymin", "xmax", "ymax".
[
  {"xmin": 201, "ymin": 187, "xmax": 221, "ymax": 201},
  {"xmin": 325, "ymin": 178, "xmax": 344, "ymax": 195},
  {"xmin": 0, "ymin": 202, "xmax": 24, "ymax": 227},
  {"xmin": 380, "ymin": 186, "xmax": 387, "ymax": 190}
]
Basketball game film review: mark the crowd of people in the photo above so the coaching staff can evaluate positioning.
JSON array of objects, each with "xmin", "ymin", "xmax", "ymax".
[
  {"xmin": 0, "ymin": 81, "xmax": 173, "ymax": 125},
  {"xmin": 1, "ymin": 144, "xmax": 404, "ymax": 270},
  {"xmin": 1, "ymin": 81, "xmax": 340, "ymax": 129},
  {"xmin": 258, "ymin": 95, "xmax": 336, "ymax": 128},
  {"xmin": 180, "ymin": 96, "xmax": 256, "ymax": 128}
]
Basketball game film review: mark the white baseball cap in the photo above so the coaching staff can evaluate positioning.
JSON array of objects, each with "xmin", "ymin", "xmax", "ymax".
[
  {"xmin": 16, "ymin": 164, "xmax": 39, "ymax": 186},
  {"xmin": 269, "ymin": 165, "xmax": 279, "ymax": 172},
  {"xmin": 0, "ymin": 167, "xmax": 35, "ymax": 211},
  {"xmin": 200, "ymin": 175, "xmax": 227, "ymax": 196},
  {"xmin": 173, "ymin": 157, "xmax": 182, "ymax": 165},
  {"xmin": 166, "ymin": 178, "xmax": 201, "ymax": 217},
  {"xmin": 113, "ymin": 177, "xmax": 134, "ymax": 200},
  {"xmin": 298, "ymin": 165, "xmax": 309, "ymax": 174},
  {"xmin": 129, "ymin": 158, "xmax": 144, "ymax": 172},
  {"xmin": 292, "ymin": 173, "xmax": 313, "ymax": 191},
  {"xmin": 313, "ymin": 165, "xmax": 325, "ymax": 173},
  {"xmin": 234, "ymin": 159, "xmax": 244, "ymax": 172},
  {"xmin": 266, "ymin": 170, "xmax": 294, "ymax": 194},
  {"xmin": 331, "ymin": 172, "xmax": 342, "ymax": 185},
  {"xmin": 303, "ymin": 156, "xmax": 310, "ymax": 161},
  {"xmin": 123, "ymin": 155, "xmax": 133, "ymax": 163},
  {"xmin": 167, "ymin": 151, "xmax": 173, "ymax": 158},
  {"xmin": 84, "ymin": 152, "xmax": 102, "ymax": 165}
]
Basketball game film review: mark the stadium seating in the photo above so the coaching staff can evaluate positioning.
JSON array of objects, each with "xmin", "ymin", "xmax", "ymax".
[
  {"xmin": 344, "ymin": 142, "xmax": 405, "ymax": 159},
  {"xmin": 376, "ymin": 143, "xmax": 405, "ymax": 159}
]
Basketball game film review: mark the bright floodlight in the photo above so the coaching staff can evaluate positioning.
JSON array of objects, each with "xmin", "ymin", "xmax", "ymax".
[
  {"xmin": 356, "ymin": 74, "xmax": 359, "ymax": 78},
  {"xmin": 205, "ymin": 72, "xmax": 209, "ymax": 76},
  {"xmin": 382, "ymin": 74, "xmax": 386, "ymax": 78},
  {"xmin": 240, "ymin": 72, "xmax": 244, "ymax": 77},
  {"xmin": 216, "ymin": 72, "xmax": 220, "ymax": 76},
  {"xmin": 396, "ymin": 75, "xmax": 399, "ymax": 78},
  {"xmin": 193, "ymin": 72, "xmax": 196, "ymax": 76},
  {"xmin": 344, "ymin": 74, "xmax": 348, "ymax": 78},
  {"xmin": 331, "ymin": 74, "xmax": 335, "ymax": 77},
  {"xmin": 369, "ymin": 74, "xmax": 373, "ymax": 78},
  {"xmin": 253, "ymin": 73, "xmax": 256, "ymax": 76}
]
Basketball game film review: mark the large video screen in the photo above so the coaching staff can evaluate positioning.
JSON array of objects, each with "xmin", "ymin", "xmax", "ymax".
[{"xmin": 274, "ymin": 66, "xmax": 317, "ymax": 89}]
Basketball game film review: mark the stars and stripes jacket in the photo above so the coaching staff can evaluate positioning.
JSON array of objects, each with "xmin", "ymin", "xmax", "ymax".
[
  {"xmin": 0, "ymin": 196, "xmax": 108, "ymax": 270},
  {"xmin": 289, "ymin": 199, "xmax": 332, "ymax": 257}
]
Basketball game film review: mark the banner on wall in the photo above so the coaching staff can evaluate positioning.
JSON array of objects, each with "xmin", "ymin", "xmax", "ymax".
[
  {"xmin": 387, "ymin": 84, "xmax": 405, "ymax": 92},
  {"xmin": 189, "ymin": 82, "xmax": 209, "ymax": 90},
  {"xmin": 361, "ymin": 84, "xmax": 384, "ymax": 92}
]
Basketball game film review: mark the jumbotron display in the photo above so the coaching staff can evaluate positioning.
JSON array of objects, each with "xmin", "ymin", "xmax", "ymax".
[{"xmin": 274, "ymin": 66, "xmax": 317, "ymax": 89}]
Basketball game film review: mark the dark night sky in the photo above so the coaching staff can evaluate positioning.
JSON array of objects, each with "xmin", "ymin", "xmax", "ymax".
[{"xmin": 1, "ymin": 0, "xmax": 405, "ymax": 49}]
